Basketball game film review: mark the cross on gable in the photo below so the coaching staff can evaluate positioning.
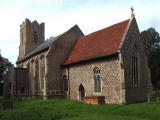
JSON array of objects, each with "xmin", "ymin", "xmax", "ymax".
[{"xmin": 131, "ymin": 7, "xmax": 135, "ymax": 17}]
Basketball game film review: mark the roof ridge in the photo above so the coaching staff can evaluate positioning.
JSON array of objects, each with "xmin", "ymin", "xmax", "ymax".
[{"xmin": 84, "ymin": 19, "xmax": 130, "ymax": 38}]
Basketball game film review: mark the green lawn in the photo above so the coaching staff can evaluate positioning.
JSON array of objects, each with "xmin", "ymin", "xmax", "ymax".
[{"xmin": 0, "ymin": 98, "xmax": 160, "ymax": 120}]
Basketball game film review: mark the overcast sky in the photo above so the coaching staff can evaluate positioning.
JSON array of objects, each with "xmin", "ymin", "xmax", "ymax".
[{"xmin": 0, "ymin": 0, "xmax": 160, "ymax": 64}]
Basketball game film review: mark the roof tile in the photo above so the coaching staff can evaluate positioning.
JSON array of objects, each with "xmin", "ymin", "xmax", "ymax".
[{"xmin": 64, "ymin": 19, "xmax": 130, "ymax": 65}]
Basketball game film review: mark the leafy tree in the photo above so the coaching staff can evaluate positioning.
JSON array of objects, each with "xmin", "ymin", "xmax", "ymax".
[
  {"xmin": 0, "ymin": 54, "xmax": 11, "ymax": 95},
  {"xmin": 0, "ymin": 55, "xmax": 10, "ymax": 80},
  {"xmin": 141, "ymin": 28, "xmax": 160, "ymax": 89},
  {"xmin": 141, "ymin": 28, "xmax": 160, "ymax": 56},
  {"xmin": 148, "ymin": 48, "xmax": 160, "ymax": 89}
]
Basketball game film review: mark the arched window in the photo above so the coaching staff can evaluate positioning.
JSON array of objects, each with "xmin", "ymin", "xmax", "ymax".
[
  {"xmin": 63, "ymin": 75, "xmax": 68, "ymax": 91},
  {"xmin": 31, "ymin": 59, "xmax": 35, "ymax": 77},
  {"xmin": 21, "ymin": 87, "xmax": 25, "ymax": 93},
  {"xmin": 93, "ymin": 67, "xmax": 101, "ymax": 93},
  {"xmin": 132, "ymin": 45, "xmax": 139, "ymax": 86},
  {"xmin": 39, "ymin": 55, "xmax": 45, "ymax": 90}
]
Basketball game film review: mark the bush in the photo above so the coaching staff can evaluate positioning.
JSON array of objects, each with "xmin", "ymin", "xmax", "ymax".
[{"xmin": 150, "ymin": 90, "xmax": 160, "ymax": 102}]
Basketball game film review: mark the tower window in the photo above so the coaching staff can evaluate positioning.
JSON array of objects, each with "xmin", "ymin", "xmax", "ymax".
[
  {"xmin": 21, "ymin": 32, "xmax": 24, "ymax": 44},
  {"xmin": 33, "ymin": 32, "xmax": 38, "ymax": 43}
]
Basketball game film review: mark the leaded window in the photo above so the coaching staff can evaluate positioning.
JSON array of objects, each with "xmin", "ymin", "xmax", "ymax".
[
  {"xmin": 93, "ymin": 67, "xmax": 101, "ymax": 92},
  {"xmin": 132, "ymin": 45, "xmax": 139, "ymax": 86},
  {"xmin": 63, "ymin": 75, "xmax": 68, "ymax": 91}
]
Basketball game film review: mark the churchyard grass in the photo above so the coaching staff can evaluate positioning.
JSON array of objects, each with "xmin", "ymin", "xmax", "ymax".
[{"xmin": 0, "ymin": 98, "xmax": 160, "ymax": 120}]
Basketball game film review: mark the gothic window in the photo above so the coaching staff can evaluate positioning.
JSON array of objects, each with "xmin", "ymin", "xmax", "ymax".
[
  {"xmin": 21, "ymin": 87, "xmax": 25, "ymax": 93},
  {"xmin": 132, "ymin": 45, "xmax": 139, "ymax": 86},
  {"xmin": 93, "ymin": 67, "xmax": 101, "ymax": 93},
  {"xmin": 31, "ymin": 60, "xmax": 35, "ymax": 77},
  {"xmin": 33, "ymin": 31, "xmax": 38, "ymax": 43},
  {"xmin": 63, "ymin": 75, "xmax": 68, "ymax": 91},
  {"xmin": 41, "ymin": 66, "xmax": 45, "ymax": 89},
  {"xmin": 40, "ymin": 56, "xmax": 45, "ymax": 89}
]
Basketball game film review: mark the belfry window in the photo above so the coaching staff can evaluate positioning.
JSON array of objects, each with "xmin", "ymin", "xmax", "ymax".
[
  {"xmin": 93, "ymin": 67, "xmax": 101, "ymax": 93},
  {"xmin": 132, "ymin": 45, "xmax": 139, "ymax": 86},
  {"xmin": 21, "ymin": 32, "xmax": 24, "ymax": 44},
  {"xmin": 33, "ymin": 31, "xmax": 38, "ymax": 43}
]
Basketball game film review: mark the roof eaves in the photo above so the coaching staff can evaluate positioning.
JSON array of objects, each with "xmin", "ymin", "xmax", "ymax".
[
  {"xmin": 62, "ymin": 52, "xmax": 119, "ymax": 66},
  {"xmin": 16, "ymin": 47, "xmax": 49, "ymax": 64}
]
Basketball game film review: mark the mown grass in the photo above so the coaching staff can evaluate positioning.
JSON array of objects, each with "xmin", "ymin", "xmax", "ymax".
[{"xmin": 0, "ymin": 98, "xmax": 160, "ymax": 120}]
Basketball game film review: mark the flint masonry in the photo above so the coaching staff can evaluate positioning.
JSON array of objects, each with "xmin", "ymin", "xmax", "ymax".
[{"xmin": 16, "ymin": 15, "xmax": 152, "ymax": 104}]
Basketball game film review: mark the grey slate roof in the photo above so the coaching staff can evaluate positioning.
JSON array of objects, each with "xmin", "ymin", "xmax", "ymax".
[{"xmin": 17, "ymin": 34, "xmax": 62, "ymax": 63}]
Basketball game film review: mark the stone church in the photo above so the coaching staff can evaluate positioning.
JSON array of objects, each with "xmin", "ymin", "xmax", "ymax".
[{"xmin": 16, "ymin": 15, "xmax": 152, "ymax": 104}]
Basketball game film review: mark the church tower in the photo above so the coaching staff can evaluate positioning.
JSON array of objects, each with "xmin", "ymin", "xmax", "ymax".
[{"xmin": 18, "ymin": 19, "xmax": 45, "ymax": 59}]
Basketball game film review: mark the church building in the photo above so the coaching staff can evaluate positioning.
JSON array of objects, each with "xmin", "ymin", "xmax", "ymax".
[{"xmin": 16, "ymin": 14, "xmax": 152, "ymax": 104}]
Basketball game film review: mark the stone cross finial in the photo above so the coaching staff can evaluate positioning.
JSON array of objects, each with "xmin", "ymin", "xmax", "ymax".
[{"xmin": 131, "ymin": 7, "xmax": 135, "ymax": 17}]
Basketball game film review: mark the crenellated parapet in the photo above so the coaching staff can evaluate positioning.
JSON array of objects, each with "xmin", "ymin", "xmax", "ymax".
[{"xmin": 18, "ymin": 18, "xmax": 45, "ymax": 59}]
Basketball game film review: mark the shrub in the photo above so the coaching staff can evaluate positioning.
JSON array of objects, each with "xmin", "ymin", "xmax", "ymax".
[{"xmin": 150, "ymin": 90, "xmax": 160, "ymax": 102}]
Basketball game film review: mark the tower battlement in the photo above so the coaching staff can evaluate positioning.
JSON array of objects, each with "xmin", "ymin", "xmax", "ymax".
[
  {"xmin": 20, "ymin": 18, "xmax": 44, "ymax": 30},
  {"xmin": 18, "ymin": 19, "xmax": 45, "ymax": 59}
]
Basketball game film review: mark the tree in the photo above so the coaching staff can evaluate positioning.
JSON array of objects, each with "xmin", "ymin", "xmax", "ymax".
[
  {"xmin": 148, "ymin": 48, "xmax": 160, "ymax": 89},
  {"xmin": 0, "ymin": 55, "xmax": 10, "ymax": 80},
  {"xmin": 141, "ymin": 28, "xmax": 160, "ymax": 89},
  {"xmin": 0, "ymin": 54, "xmax": 11, "ymax": 95},
  {"xmin": 141, "ymin": 28, "xmax": 160, "ymax": 56}
]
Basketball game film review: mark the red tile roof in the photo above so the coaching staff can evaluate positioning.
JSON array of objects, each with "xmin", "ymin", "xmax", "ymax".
[{"xmin": 64, "ymin": 19, "xmax": 130, "ymax": 65}]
